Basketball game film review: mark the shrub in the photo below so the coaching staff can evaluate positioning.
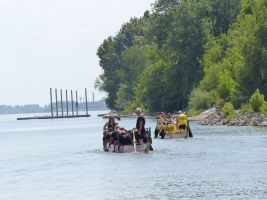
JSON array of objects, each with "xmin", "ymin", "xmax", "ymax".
[
  {"xmin": 189, "ymin": 88, "xmax": 213, "ymax": 110},
  {"xmin": 239, "ymin": 103, "xmax": 253, "ymax": 114},
  {"xmin": 249, "ymin": 89, "xmax": 265, "ymax": 112},
  {"xmin": 222, "ymin": 102, "xmax": 235, "ymax": 119},
  {"xmin": 260, "ymin": 101, "xmax": 267, "ymax": 112}
]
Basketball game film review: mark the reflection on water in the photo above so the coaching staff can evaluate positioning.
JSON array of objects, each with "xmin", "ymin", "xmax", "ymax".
[{"xmin": 0, "ymin": 111, "xmax": 266, "ymax": 199}]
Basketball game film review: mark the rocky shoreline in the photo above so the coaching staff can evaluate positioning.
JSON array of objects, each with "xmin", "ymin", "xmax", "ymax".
[{"xmin": 199, "ymin": 109, "xmax": 267, "ymax": 126}]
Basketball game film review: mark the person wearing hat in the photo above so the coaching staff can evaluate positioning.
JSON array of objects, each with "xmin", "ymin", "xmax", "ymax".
[
  {"xmin": 135, "ymin": 108, "xmax": 145, "ymax": 144},
  {"xmin": 176, "ymin": 110, "xmax": 187, "ymax": 132}
]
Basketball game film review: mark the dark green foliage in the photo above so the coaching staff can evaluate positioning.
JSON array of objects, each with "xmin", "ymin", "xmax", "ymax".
[
  {"xmin": 189, "ymin": 88, "xmax": 213, "ymax": 110},
  {"xmin": 207, "ymin": 0, "xmax": 242, "ymax": 36},
  {"xmin": 94, "ymin": 0, "xmax": 267, "ymax": 114}
]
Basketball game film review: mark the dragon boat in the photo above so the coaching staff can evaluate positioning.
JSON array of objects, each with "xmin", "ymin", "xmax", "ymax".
[
  {"xmin": 103, "ymin": 127, "xmax": 153, "ymax": 153},
  {"xmin": 154, "ymin": 123, "xmax": 190, "ymax": 139}
]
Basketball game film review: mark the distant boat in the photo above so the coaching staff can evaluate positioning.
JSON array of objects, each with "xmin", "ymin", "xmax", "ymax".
[
  {"xmin": 102, "ymin": 114, "xmax": 120, "ymax": 119},
  {"xmin": 98, "ymin": 110, "xmax": 117, "ymax": 117},
  {"xmin": 97, "ymin": 113, "xmax": 108, "ymax": 116}
]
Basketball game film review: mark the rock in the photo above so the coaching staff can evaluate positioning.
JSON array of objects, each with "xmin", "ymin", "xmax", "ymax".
[
  {"xmin": 259, "ymin": 121, "xmax": 267, "ymax": 126},
  {"xmin": 199, "ymin": 110, "xmax": 267, "ymax": 126}
]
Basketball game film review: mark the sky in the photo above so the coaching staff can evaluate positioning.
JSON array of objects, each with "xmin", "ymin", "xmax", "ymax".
[{"xmin": 0, "ymin": 0, "xmax": 155, "ymax": 106}]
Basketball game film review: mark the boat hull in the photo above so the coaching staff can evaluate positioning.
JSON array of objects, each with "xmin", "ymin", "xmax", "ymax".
[
  {"xmin": 161, "ymin": 131, "xmax": 189, "ymax": 139},
  {"xmin": 105, "ymin": 142, "xmax": 151, "ymax": 153}
]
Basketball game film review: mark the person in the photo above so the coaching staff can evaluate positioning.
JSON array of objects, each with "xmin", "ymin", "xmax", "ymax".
[
  {"xmin": 103, "ymin": 128, "xmax": 109, "ymax": 150},
  {"xmin": 107, "ymin": 126, "xmax": 121, "ymax": 152},
  {"xmin": 103, "ymin": 116, "xmax": 118, "ymax": 131},
  {"xmin": 158, "ymin": 111, "xmax": 167, "ymax": 123},
  {"xmin": 135, "ymin": 108, "xmax": 145, "ymax": 144},
  {"xmin": 210, "ymin": 101, "xmax": 215, "ymax": 108},
  {"xmin": 154, "ymin": 125, "xmax": 160, "ymax": 138},
  {"xmin": 103, "ymin": 127, "xmax": 115, "ymax": 151},
  {"xmin": 210, "ymin": 101, "xmax": 215, "ymax": 111},
  {"xmin": 117, "ymin": 128, "xmax": 132, "ymax": 151},
  {"xmin": 176, "ymin": 110, "xmax": 187, "ymax": 132}
]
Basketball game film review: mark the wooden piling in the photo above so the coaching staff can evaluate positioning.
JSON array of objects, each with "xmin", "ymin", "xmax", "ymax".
[
  {"xmin": 16, "ymin": 88, "xmax": 91, "ymax": 120},
  {"xmin": 60, "ymin": 89, "xmax": 63, "ymax": 116},
  {"xmin": 76, "ymin": 90, "xmax": 78, "ymax": 115},
  {"xmin": 66, "ymin": 90, "xmax": 68, "ymax": 116},
  {"xmin": 85, "ymin": 88, "xmax": 88, "ymax": 115},
  {"xmin": 50, "ymin": 88, "xmax": 53, "ymax": 118},
  {"xmin": 55, "ymin": 88, "xmax": 58, "ymax": 116},
  {"xmin": 71, "ymin": 90, "xmax": 74, "ymax": 115}
]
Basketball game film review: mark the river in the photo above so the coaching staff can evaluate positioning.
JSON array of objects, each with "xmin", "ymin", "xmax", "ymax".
[{"xmin": 0, "ymin": 111, "xmax": 266, "ymax": 199}]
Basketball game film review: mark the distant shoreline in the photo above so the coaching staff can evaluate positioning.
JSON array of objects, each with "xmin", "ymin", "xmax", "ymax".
[{"xmin": 0, "ymin": 108, "xmax": 109, "ymax": 115}]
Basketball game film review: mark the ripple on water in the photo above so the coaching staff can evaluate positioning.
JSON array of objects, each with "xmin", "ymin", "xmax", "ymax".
[{"xmin": 0, "ymin": 113, "xmax": 266, "ymax": 199}]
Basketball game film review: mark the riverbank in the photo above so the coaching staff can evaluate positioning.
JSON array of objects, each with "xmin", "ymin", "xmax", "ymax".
[
  {"xmin": 199, "ymin": 109, "xmax": 267, "ymax": 126},
  {"xmin": 188, "ymin": 112, "xmax": 212, "ymax": 121}
]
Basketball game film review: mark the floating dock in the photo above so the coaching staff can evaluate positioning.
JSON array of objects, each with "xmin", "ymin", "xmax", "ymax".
[{"xmin": 17, "ymin": 88, "xmax": 91, "ymax": 120}]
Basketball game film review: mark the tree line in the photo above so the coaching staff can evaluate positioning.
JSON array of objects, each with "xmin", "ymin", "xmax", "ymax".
[
  {"xmin": 95, "ymin": 0, "xmax": 267, "ymax": 114},
  {"xmin": 0, "ymin": 100, "xmax": 107, "ymax": 114}
]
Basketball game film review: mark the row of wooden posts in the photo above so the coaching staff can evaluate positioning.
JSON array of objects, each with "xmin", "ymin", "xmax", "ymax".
[{"xmin": 50, "ymin": 88, "xmax": 90, "ymax": 117}]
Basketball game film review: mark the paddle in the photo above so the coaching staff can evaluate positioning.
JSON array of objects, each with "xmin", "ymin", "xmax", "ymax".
[
  {"xmin": 117, "ymin": 132, "xmax": 120, "ymax": 152},
  {"xmin": 144, "ymin": 127, "xmax": 152, "ymax": 153},
  {"xmin": 188, "ymin": 120, "xmax": 193, "ymax": 137},
  {"xmin": 132, "ymin": 129, "xmax": 137, "ymax": 153}
]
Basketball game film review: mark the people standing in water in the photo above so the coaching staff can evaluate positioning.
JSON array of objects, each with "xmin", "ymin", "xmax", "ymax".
[
  {"xmin": 135, "ymin": 108, "xmax": 145, "ymax": 144},
  {"xmin": 176, "ymin": 110, "xmax": 187, "ymax": 132}
]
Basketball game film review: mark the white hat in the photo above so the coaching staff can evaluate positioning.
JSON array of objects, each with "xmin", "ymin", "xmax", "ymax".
[
  {"xmin": 135, "ymin": 108, "xmax": 141, "ymax": 113},
  {"xmin": 178, "ymin": 110, "xmax": 182, "ymax": 114}
]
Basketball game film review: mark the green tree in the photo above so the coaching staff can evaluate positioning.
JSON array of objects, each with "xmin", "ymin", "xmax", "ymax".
[
  {"xmin": 95, "ymin": 16, "xmax": 151, "ymax": 109},
  {"xmin": 95, "ymin": 37, "xmax": 120, "ymax": 109},
  {"xmin": 115, "ymin": 46, "xmax": 148, "ymax": 109},
  {"xmin": 207, "ymin": 0, "xmax": 243, "ymax": 36},
  {"xmin": 95, "ymin": 0, "xmax": 267, "ymax": 114},
  {"xmin": 216, "ymin": 70, "xmax": 239, "ymax": 100},
  {"xmin": 143, "ymin": 0, "xmax": 211, "ymax": 111},
  {"xmin": 188, "ymin": 88, "xmax": 213, "ymax": 110},
  {"xmin": 249, "ymin": 88, "xmax": 265, "ymax": 112}
]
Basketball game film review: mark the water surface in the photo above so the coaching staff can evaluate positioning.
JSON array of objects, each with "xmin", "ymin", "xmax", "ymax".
[{"xmin": 0, "ymin": 111, "xmax": 266, "ymax": 199}]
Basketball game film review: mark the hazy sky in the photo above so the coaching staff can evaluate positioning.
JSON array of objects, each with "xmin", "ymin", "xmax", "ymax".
[{"xmin": 0, "ymin": 0, "xmax": 155, "ymax": 106}]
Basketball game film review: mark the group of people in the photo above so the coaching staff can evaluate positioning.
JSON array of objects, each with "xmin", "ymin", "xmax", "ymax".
[
  {"xmin": 102, "ymin": 108, "xmax": 153, "ymax": 152},
  {"xmin": 155, "ymin": 110, "xmax": 191, "ymax": 138}
]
